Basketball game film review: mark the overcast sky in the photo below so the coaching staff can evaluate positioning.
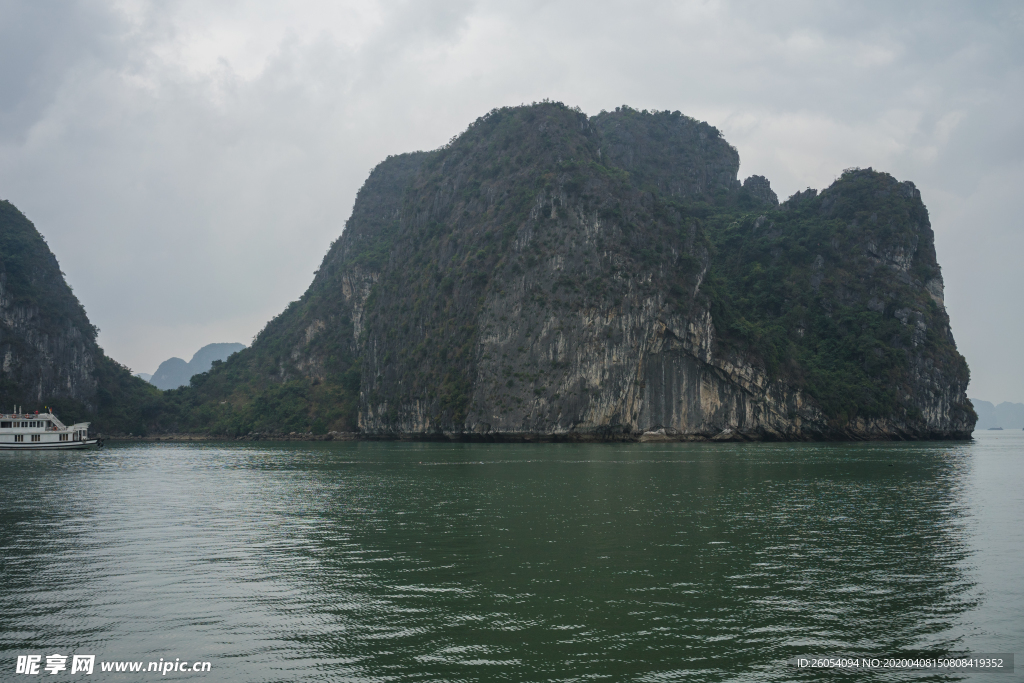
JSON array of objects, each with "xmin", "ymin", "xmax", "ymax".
[{"xmin": 1, "ymin": 0, "xmax": 1021, "ymax": 403}]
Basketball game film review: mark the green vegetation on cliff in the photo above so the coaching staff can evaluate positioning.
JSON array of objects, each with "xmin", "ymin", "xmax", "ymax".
[{"xmin": 702, "ymin": 169, "xmax": 968, "ymax": 424}]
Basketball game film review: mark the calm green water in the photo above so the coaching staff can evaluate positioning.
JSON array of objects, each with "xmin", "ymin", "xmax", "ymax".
[{"xmin": 1, "ymin": 433, "xmax": 1021, "ymax": 681}]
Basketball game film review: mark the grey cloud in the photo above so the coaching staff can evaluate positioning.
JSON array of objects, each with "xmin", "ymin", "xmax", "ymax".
[{"xmin": 0, "ymin": 2, "xmax": 125, "ymax": 139}]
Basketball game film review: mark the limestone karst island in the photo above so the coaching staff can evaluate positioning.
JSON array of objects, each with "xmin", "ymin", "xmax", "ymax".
[{"xmin": 0, "ymin": 103, "xmax": 976, "ymax": 441}]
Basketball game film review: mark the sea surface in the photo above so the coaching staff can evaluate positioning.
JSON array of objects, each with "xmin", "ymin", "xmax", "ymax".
[{"xmin": 1, "ymin": 433, "xmax": 1021, "ymax": 681}]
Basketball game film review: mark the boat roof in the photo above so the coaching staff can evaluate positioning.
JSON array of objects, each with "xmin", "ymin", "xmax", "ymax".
[{"xmin": 0, "ymin": 413, "xmax": 90, "ymax": 430}]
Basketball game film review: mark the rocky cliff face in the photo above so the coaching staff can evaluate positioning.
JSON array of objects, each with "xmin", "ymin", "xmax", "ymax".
[
  {"xmin": 0, "ymin": 201, "xmax": 98, "ymax": 410},
  {"xmin": 0, "ymin": 200, "xmax": 162, "ymax": 433},
  {"xmin": 197, "ymin": 103, "xmax": 974, "ymax": 440}
]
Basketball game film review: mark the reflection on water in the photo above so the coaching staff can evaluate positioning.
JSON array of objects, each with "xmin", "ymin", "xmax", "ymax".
[{"xmin": 0, "ymin": 435, "xmax": 1020, "ymax": 681}]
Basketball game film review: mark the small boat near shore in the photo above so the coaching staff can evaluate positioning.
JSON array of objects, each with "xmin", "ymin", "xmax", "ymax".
[{"xmin": 0, "ymin": 409, "xmax": 100, "ymax": 450}]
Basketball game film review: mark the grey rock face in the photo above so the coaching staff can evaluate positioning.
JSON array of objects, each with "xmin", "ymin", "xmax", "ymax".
[{"xmin": 742, "ymin": 175, "xmax": 779, "ymax": 206}]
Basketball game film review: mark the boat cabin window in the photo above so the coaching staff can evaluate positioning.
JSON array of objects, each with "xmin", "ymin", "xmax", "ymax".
[{"xmin": 0, "ymin": 422, "xmax": 9, "ymax": 428}]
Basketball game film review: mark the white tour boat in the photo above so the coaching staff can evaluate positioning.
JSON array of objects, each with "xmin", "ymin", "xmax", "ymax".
[{"xmin": 0, "ymin": 408, "xmax": 100, "ymax": 450}]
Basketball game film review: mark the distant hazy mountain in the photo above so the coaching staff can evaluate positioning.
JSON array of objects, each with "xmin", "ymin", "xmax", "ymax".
[
  {"xmin": 149, "ymin": 343, "xmax": 245, "ymax": 391},
  {"xmin": 971, "ymin": 399, "xmax": 1024, "ymax": 430},
  {"xmin": 135, "ymin": 373, "xmax": 153, "ymax": 382}
]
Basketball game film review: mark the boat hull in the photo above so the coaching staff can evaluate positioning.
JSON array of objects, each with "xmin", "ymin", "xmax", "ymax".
[{"xmin": 0, "ymin": 439, "xmax": 101, "ymax": 451}]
